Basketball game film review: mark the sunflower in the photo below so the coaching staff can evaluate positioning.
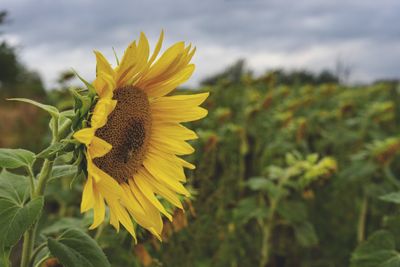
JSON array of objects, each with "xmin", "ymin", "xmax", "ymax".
[{"xmin": 73, "ymin": 31, "xmax": 208, "ymax": 241}]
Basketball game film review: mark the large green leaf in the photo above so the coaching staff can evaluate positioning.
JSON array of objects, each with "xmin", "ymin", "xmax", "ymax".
[
  {"xmin": 350, "ymin": 230, "xmax": 400, "ymax": 267},
  {"xmin": 48, "ymin": 228, "xmax": 110, "ymax": 267},
  {"xmin": 0, "ymin": 170, "xmax": 44, "ymax": 251},
  {"xmin": 0, "ymin": 148, "xmax": 35, "ymax": 169}
]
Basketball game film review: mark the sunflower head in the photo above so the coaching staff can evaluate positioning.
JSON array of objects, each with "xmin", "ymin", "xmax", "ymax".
[{"xmin": 73, "ymin": 31, "xmax": 208, "ymax": 241}]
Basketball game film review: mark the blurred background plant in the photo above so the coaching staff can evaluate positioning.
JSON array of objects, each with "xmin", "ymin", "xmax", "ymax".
[{"xmin": 1, "ymin": 10, "xmax": 400, "ymax": 267}]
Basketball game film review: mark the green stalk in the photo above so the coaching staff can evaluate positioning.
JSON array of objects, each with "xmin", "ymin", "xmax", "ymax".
[
  {"xmin": 259, "ymin": 173, "xmax": 289, "ymax": 267},
  {"xmin": 1, "ymin": 251, "xmax": 11, "ymax": 267},
  {"xmin": 357, "ymin": 195, "xmax": 368, "ymax": 243},
  {"xmin": 20, "ymin": 117, "xmax": 60, "ymax": 267},
  {"xmin": 25, "ymin": 166, "xmax": 35, "ymax": 199},
  {"xmin": 259, "ymin": 197, "xmax": 278, "ymax": 267},
  {"xmin": 28, "ymin": 242, "xmax": 47, "ymax": 267}
]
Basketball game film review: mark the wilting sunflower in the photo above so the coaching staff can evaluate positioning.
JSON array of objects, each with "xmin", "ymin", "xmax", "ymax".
[{"xmin": 73, "ymin": 31, "xmax": 208, "ymax": 241}]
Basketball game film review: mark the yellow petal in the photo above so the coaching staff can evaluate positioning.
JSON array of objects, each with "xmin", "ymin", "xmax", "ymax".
[
  {"xmin": 88, "ymin": 136, "xmax": 112, "ymax": 159},
  {"xmin": 121, "ymin": 184, "xmax": 146, "ymax": 218},
  {"xmin": 134, "ymin": 173, "xmax": 172, "ymax": 221},
  {"xmin": 108, "ymin": 199, "xmax": 136, "ymax": 240},
  {"xmin": 109, "ymin": 204, "xmax": 120, "ymax": 232},
  {"xmin": 81, "ymin": 176, "xmax": 95, "ymax": 212},
  {"xmin": 143, "ymin": 152, "xmax": 190, "ymax": 196},
  {"xmin": 151, "ymin": 92, "xmax": 209, "ymax": 108},
  {"xmin": 94, "ymin": 51, "xmax": 114, "ymax": 77},
  {"xmin": 89, "ymin": 188, "xmax": 105, "ymax": 229},
  {"xmin": 121, "ymin": 183, "xmax": 160, "ymax": 234},
  {"xmin": 128, "ymin": 179, "xmax": 163, "ymax": 237},
  {"xmin": 146, "ymin": 147, "xmax": 186, "ymax": 182},
  {"xmin": 177, "ymin": 157, "xmax": 196, "ymax": 170},
  {"xmin": 139, "ymin": 42, "xmax": 185, "ymax": 84},
  {"xmin": 93, "ymin": 72, "xmax": 115, "ymax": 99},
  {"xmin": 151, "ymin": 92, "xmax": 209, "ymax": 122},
  {"xmin": 95, "ymin": 168, "xmax": 124, "ymax": 200},
  {"xmin": 139, "ymin": 168, "xmax": 183, "ymax": 209},
  {"xmin": 145, "ymin": 64, "xmax": 195, "ymax": 97},
  {"xmin": 149, "ymin": 136, "xmax": 194, "ymax": 155},
  {"xmin": 152, "ymin": 122, "xmax": 198, "ymax": 140},
  {"xmin": 91, "ymin": 98, "xmax": 117, "ymax": 129},
  {"xmin": 73, "ymin": 128, "xmax": 95, "ymax": 145},
  {"xmin": 116, "ymin": 41, "xmax": 136, "ymax": 83},
  {"xmin": 147, "ymin": 30, "xmax": 164, "ymax": 66}
]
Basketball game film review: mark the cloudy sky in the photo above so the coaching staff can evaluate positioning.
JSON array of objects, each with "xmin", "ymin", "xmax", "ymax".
[{"xmin": 1, "ymin": 0, "xmax": 400, "ymax": 88}]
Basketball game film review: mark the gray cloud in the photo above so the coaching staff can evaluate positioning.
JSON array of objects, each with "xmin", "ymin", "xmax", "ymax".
[{"xmin": 2, "ymin": 0, "xmax": 400, "ymax": 87}]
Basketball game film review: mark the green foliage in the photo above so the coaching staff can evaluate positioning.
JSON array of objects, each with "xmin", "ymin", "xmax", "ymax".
[
  {"xmin": 350, "ymin": 230, "xmax": 400, "ymax": 267},
  {"xmin": 0, "ymin": 170, "xmax": 43, "ymax": 253},
  {"xmin": 0, "ymin": 148, "xmax": 35, "ymax": 169},
  {"xmin": 0, "ymin": 40, "xmax": 399, "ymax": 266},
  {"xmin": 155, "ymin": 69, "xmax": 400, "ymax": 267},
  {"xmin": 47, "ymin": 228, "xmax": 110, "ymax": 267},
  {"xmin": 379, "ymin": 191, "xmax": 400, "ymax": 204}
]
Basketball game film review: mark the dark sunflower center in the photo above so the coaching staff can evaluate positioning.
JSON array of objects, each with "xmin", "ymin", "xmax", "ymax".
[{"xmin": 93, "ymin": 86, "xmax": 151, "ymax": 183}]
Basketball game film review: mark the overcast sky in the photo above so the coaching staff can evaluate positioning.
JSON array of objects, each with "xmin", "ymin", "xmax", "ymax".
[{"xmin": 1, "ymin": 0, "xmax": 400, "ymax": 88}]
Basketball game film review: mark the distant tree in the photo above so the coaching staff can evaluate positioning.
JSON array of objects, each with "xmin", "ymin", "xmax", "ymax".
[
  {"xmin": 317, "ymin": 70, "xmax": 339, "ymax": 84},
  {"xmin": 0, "ymin": 42, "xmax": 19, "ymax": 85},
  {"xmin": 266, "ymin": 69, "xmax": 339, "ymax": 86},
  {"xmin": 201, "ymin": 59, "xmax": 247, "ymax": 85},
  {"xmin": 0, "ymin": 10, "xmax": 45, "ymax": 97}
]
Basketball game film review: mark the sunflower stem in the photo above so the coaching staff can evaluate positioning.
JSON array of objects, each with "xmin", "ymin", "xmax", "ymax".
[
  {"xmin": 58, "ymin": 119, "xmax": 72, "ymax": 140},
  {"xmin": 20, "ymin": 117, "xmax": 60, "ymax": 267},
  {"xmin": 25, "ymin": 166, "xmax": 35, "ymax": 198}
]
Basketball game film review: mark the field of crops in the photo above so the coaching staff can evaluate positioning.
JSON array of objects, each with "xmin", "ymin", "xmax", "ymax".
[
  {"xmin": 1, "ymin": 9, "xmax": 400, "ymax": 266},
  {"xmin": 1, "ymin": 62, "xmax": 400, "ymax": 266}
]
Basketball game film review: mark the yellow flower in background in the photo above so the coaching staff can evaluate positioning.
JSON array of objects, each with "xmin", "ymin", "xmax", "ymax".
[{"xmin": 73, "ymin": 31, "xmax": 208, "ymax": 241}]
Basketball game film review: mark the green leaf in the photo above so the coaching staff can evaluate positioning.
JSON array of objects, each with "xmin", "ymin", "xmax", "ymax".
[
  {"xmin": 48, "ymin": 228, "xmax": 110, "ymax": 267},
  {"xmin": 0, "ymin": 170, "xmax": 44, "ymax": 251},
  {"xmin": 233, "ymin": 197, "xmax": 268, "ymax": 224},
  {"xmin": 41, "ymin": 218, "xmax": 87, "ymax": 236},
  {"xmin": 0, "ymin": 148, "xmax": 35, "ymax": 169},
  {"xmin": 8, "ymin": 98, "xmax": 59, "ymax": 118},
  {"xmin": 36, "ymin": 143, "xmax": 67, "ymax": 159},
  {"xmin": 71, "ymin": 69, "xmax": 96, "ymax": 96},
  {"xmin": 380, "ymin": 192, "xmax": 400, "ymax": 204},
  {"xmin": 50, "ymin": 165, "xmax": 78, "ymax": 180},
  {"xmin": 69, "ymin": 88, "xmax": 95, "ymax": 126},
  {"xmin": 350, "ymin": 230, "xmax": 400, "ymax": 267},
  {"xmin": 277, "ymin": 201, "xmax": 307, "ymax": 223},
  {"xmin": 293, "ymin": 222, "xmax": 318, "ymax": 247},
  {"xmin": 60, "ymin": 109, "xmax": 76, "ymax": 121},
  {"xmin": 246, "ymin": 177, "xmax": 281, "ymax": 198},
  {"xmin": 247, "ymin": 177, "xmax": 270, "ymax": 191}
]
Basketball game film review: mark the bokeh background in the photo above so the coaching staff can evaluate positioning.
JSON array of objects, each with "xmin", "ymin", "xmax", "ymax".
[{"xmin": 1, "ymin": 1, "xmax": 400, "ymax": 266}]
